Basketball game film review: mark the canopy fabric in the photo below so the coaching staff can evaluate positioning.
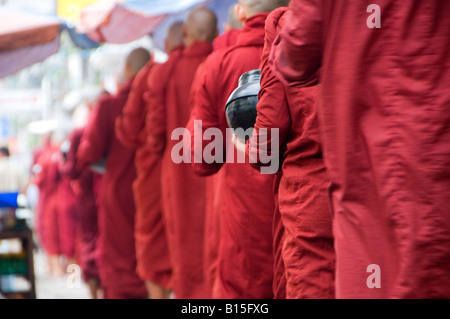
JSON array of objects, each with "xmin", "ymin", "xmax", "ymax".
[
  {"xmin": 77, "ymin": 0, "xmax": 169, "ymax": 43},
  {"xmin": 0, "ymin": 0, "xmax": 237, "ymax": 78},
  {"xmin": 0, "ymin": 7, "xmax": 100, "ymax": 78},
  {"xmin": 0, "ymin": 8, "xmax": 61, "ymax": 52},
  {"xmin": 0, "ymin": 35, "xmax": 60, "ymax": 78},
  {"xmin": 77, "ymin": 0, "xmax": 237, "ymax": 47}
]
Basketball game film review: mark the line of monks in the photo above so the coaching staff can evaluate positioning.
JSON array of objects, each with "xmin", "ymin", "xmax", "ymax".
[{"xmin": 31, "ymin": 0, "xmax": 450, "ymax": 300}]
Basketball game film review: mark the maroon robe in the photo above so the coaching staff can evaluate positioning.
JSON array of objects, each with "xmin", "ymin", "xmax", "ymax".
[
  {"xmin": 187, "ymin": 14, "xmax": 275, "ymax": 299},
  {"xmin": 146, "ymin": 42, "xmax": 212, "ymax": 299},
  {"xmin": 247, "ymin": 7, "xmax": 335, "ymax": 299},
  {"xmin": 115, "ymin": 61, "xmax": 172, "ymax": 289},
  {"xmin": 271, "ymin": 0, "xmax": 450, "ymax": 298},
  {"xmin": 78, "ymin": 81, "xmax": 146, "ymax": 299}
]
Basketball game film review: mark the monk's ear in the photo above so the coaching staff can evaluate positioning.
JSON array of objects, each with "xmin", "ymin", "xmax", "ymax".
[
  {"xmin": 235, "ymin": 4, "xmax": 246, "ymax": 23},
  {"xmin": 182, "ymin": 23, "xmax": 188, "ymax": 39},
  {"xmin": 123, "ymin": 61, "xmax": 133, "ymax": 80},
  {"xmin": 164, "ymin": 39, "xmax": 169, "ymax": 53}
]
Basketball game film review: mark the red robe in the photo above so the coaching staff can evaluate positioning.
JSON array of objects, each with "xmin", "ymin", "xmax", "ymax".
[
  {"xmin": 247, "ymin": 8, "xmax": 335, "ymax": 299},
  {"xmin": 34, "ymin": 147, "xmax": 59, "ymax": 255},
  {"xmin": 213, "ymin": 28, "xmax": 241, "ymax": 51},
  {"xmin": 146, "ymin": 42, "xmax": 211, "ymax": 299},
  {"xmin": 78, "ymin": 81, "xmax": 147, "ymax": 299},
  {"xmin": 56, "ymin": 172, "xmax": 77, "ymax": 259},
  {"xmin": 115, "ymin": 60, "xmax": 172, "ymax": 289},
  {"xmin": 271, "ymin": 0, "xmax": 450, "ymax": 298},
  {"xmin": 31, "ymin": 141, "xmax": 51, "ymax": 249},
  {"xmin": 187, "ymin": 14, "xmax": 275, "ymax": 299},
  {"xmin": 200, "ymin": 27, "xmax": 240, "ymax": 297},
  {"xmin": 61, "ymin": 128, "xmax": 101, "ymax": 282},
  {"xmin": 34, "ymin": 147, "xmax": 77, "ymax": 258}
]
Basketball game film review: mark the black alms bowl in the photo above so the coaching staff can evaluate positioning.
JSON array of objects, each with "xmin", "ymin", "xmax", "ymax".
[{"xmin": 225, "ymin": 69, "xmax": 261, "ymax": 141}]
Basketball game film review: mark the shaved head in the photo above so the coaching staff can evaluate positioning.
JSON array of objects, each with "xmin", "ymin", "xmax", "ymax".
[
  {"xmin": 238, "ymin": 0, "xmax": 290, "ymax": 17},
  {"xmin": 184, "ymin": 7, "xmax": 218, "ymax": 46},
  {"xmin": 165, "ymin": 21, "xmax": 185, "ymax": 53},
  {"xmin": 125, "ymin": 47, "xmax": 151, "ymax": 79}
]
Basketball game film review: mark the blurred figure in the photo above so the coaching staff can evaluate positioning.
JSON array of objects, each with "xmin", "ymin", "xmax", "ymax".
[
  {"xmin": 78, "ymin": 48, "xmax": 150, "ymax": 299},
  {"xmin": 30, "ymin": 134, "xmax": 52, "ymax": 253},
  {"xmin": 33, "ymin": 132, "xmax": 77, "ymax": 277},
  {"xmin": 145, "ymin": 7, "xmax": 217, "ymax": 299},
  {"xmin": 213, "ymin": 2, "xmax": 243, "ymax": 51},
  {"xmin": 272, "ymin": 0, "xmax": 450, "ymax": 298},
  {"xmin": 195, "ymin": 3, "xmax": 243, "ymax": 297},
  {"xmin": 247, "ymin": 7, "xmax": 335, "ymax": 298},
  {"xmin": 56, "ymin": 141, "xmax": 78, "ymax": 271},
  {"xmin": 61, "ymin": 88, "xmax": 104, "ymax": 299},
  {"xmin": 0, "ymin": 146, "xmax": 27, "ymax": 193},
  {"xmin": 115, "ymin": 23, "xmax": 185, "ymax": 299},
  {"xmin": 0, "ymin": 146, "xmax": 27, "ymax": 232},
  {"xmin": 187, "ymin": 0, "xmax": 289, "ymax": 299}
]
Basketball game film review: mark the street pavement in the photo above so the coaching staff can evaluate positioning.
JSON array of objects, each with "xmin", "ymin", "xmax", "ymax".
[{"xmin": 33, "ymin": 250, "xmax": 91, "ymax": 299}]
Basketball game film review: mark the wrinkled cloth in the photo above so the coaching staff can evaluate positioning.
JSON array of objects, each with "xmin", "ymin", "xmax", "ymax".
[
  {"xmin": 247, "ymin": 7, "xmax": 335, "ymax": 299},
  {"xmin": 78, "ymin": 81, "xmax": 146, "ymax": 298},
  {"xmin": 271, "ymin": 0, "xmax": 450, "ymax": 298},
  {"xmin": 115, "ymin": 61, "xmax": 172, "ymax": 288},
  {"xmin": 146, "ymin": 42, "xmax": 211, "ymax": 299},
  {"xmin": 187, "ymin": 14, "xmax": 275, "ymax": 299}
]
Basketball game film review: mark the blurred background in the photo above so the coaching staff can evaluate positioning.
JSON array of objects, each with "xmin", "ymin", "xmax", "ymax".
[{"xmin": 0, "ymin": 0, "xmax": 234, "ymax": 299}]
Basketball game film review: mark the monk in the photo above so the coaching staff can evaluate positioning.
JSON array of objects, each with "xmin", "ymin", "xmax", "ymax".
[
  {"xmin": 34, "ymin": 134, "xmax": 78, "ymax": 278},
  {"xmin": 115, "ymin": 22, "xmax": 185, "ymax": 299},
  {"xmin": 246, "ymin": 7, "xmax": 335, "ymax": 299},
  {"xmin": 271, "ymin": 0, "xmax": 450, "ymax": 298},
  {"xmin": 77, "ymin": 48, "xmax": 150, "ymax": 299},
  {"xmin": 145, "ymin": 8, "xmax": 218, "ymax": 299},
  {"xmin": 213, "ymin": 2, "xmax": 242, "ymax": 51},
  {"xmin": 55, "ymin": 154, "xmax": 78, "ymax": 269},
  {"xmin": 187, "ymin": 0, "xmax": 289, "ymax": 299},
  {"xmin": 33, "ymin": 142, "xmax": 63, "ymax": 277},
  {"xmin": 30, "ymin": 134, "xmax": 52, "ymax": 255},
  {"xmin": 61, "ymin": 127, "xmax": 102, "ymax": 299},
  {"xmin": 198, "ymin": 3, "xmax": 243, "ymax": 298}
]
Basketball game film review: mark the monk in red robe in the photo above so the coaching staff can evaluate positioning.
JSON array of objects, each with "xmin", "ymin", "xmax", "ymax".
[
  {"xmin": 34, "ymin": 143, "xmax": 62, "ymax": 277},
  {"xmin": 55, "ymin": 163, "xmax": 78, "ymax": 267},
  {"xmin": 213, "ymin": 2, "xmax": 242, "ymax": 51},
  {"xmin": 246, "ymin": 7, "xmax": 335, "ymax": 299},
  {"xmin": 78, "ymin": 48, "xmax": 150, "ymax": 299},
  {"xmin": 61, "ymin": 127, "xmax": 102, "ymax": 299},
  {"xmin": 145, "ymin": 8, "xmax": 218, "ymax": 299},
  {"xmin": 271, "ymin": 0, "xmax": 450, "ymax": 298},
  {"xmin": 200, "ymin": 3, "xmax": 242, "ymax": 298},
  {"xmin": 31, "ymin": 135, "xmax": 52, "ymax": 255},
  {"xmin": 187, "ymin": 0, "xmax": 289, "ymax": 299},
  {"xmin": 115, "ymin": 22, "xmax": 185, "ymax": 300},
  {"xmin": 33, "ymin": 135, "xmax": 78, "ymax": 277}
]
